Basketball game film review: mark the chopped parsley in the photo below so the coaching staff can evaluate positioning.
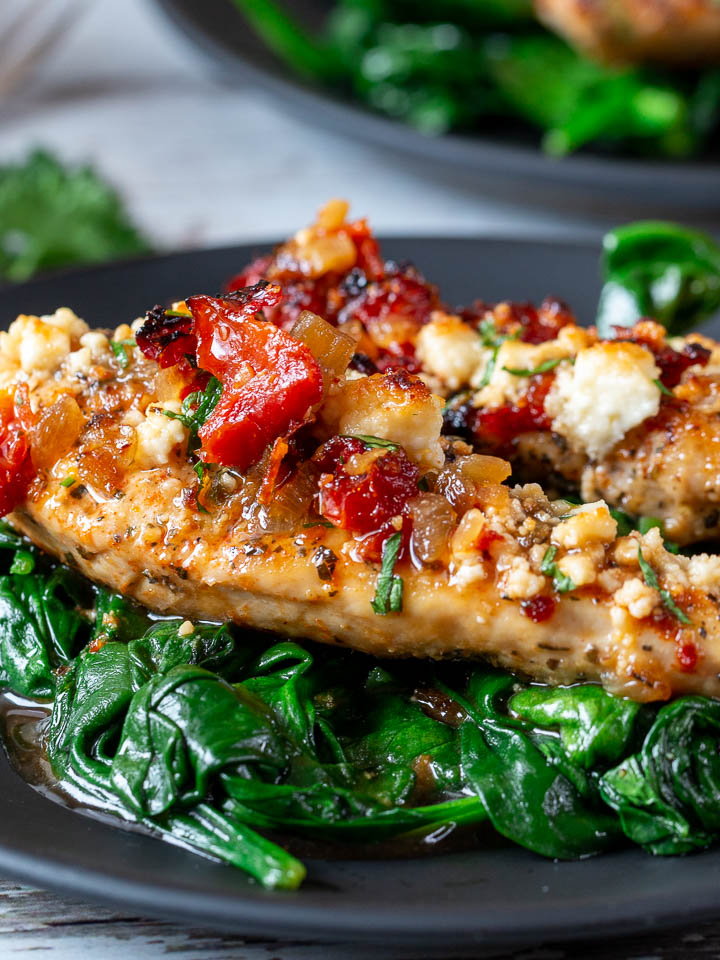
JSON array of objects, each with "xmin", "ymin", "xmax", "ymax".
[
  {"xmin": 540, "ymin": 546, "xmax": 575, "ymax": 593},
  {"xmin": 503, "ymin": 356, "xmax": 571, "ymax": 376},
  {"xmin": 371, "ymin": 532, "xmax": 404, "ymax": 615},
  {"xmin": 59, "ymin": 476, "xmax": 77, "ymax": 488},
  {"xmin": 476, "ymin": 319, "xmax": 519, "ymax": 390},
  {"xmin": 345, "ymin": 434, "xmax": 400, "ymax": 451},
  {"xmin": 303, "ymin": 520, "xmax": 335, "ymax": 529},
  {"xmin": 653, "ymin": 378, "xmax": 674, "ymax": 398},
  {"xmin": 637, "ymin": 546, "xmax": 691, "ymax": 625},
  {"xmin": 163, "ymin": 376, "xmax": 222, "ymax": 436},
  {"xmin": 110, "ymin": 338, "xmax": 136, "ymax": 370}
]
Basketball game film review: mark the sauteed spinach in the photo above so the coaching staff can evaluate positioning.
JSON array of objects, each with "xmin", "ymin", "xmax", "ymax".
[{"xmin": 1, "ymin": 523, "xmax": 719, "ymax": 889}]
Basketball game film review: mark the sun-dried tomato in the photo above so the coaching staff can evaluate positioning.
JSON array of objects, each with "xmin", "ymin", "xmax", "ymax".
[
  {"xmin": 188, "ymin": 282, "xmax": 323, "ymax": 471},
  {"xmin": 136, "ymin": 305, "xmax": 196, "ymax": 369},
  {"xmin": 611, "ymin": 326, "xmax": 711, "ymax": 389},
  {"xmin": 0, "ymin": 389, "xmax": 34, "ymax": 517},
  {"xmin": 473, "ymin": 373, "xmax": 554, "ymax": 450},
  {"xmin": 314, "ymin": 436, "xmax": 419, "ymax": 547}
]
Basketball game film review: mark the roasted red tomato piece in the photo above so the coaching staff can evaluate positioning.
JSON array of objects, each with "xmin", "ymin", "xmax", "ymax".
[
  {"xmin": 0, "ymin": 390, "xmax": 33, "ymax": 518},
  {"xmin": 314, "ymin": 436, "xmax": 419, "ymax": 534},
  {"xmin": 187, "ymin": 282, "xmax": 323, "ymax": 471},
  {"xmin": 136, "ymin": 305, "xmax": 196, "ymax": 369}
]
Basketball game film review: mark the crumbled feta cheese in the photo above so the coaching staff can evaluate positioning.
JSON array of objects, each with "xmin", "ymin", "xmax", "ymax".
[
  {"xmin": 321, "ymin": 371, "xmax": 444, "ymax": 470},
  {"xmin": 449, "ymin": 560, "xmax": 487, "ymax": 588},
  {"xmin": 500, "ymin": 555, "xmax": 545, "ymax": 599},
  {"xmin": 551, "ymin": 501, "xmax": 617, "ymax": 549},
  {"xmin": 178, "ymin": 620, "xmax": 194, "ymax": 637},
  {"xmin": 134, "ymin": 402, "xmax": 187, "ymax": 469},
  {"xmin": 614, "ymin": 577, "xmax": 658, "ymax": 620},
  {"xmin": 545, "ymin": 342, "xmax": 661, "ymax": 459},
  {"xmin": 415, "ymin": 313, "xmax": 486, "ymax": 391},
  {"xmin": 687, "ymin": 554, "xmax": 720, "ymax": 590},
  {"xmin": 474, "ymin": 339, "xmax": 572, "ymax": 407},
  {"xmin": 79, "ymin": 331, "xmax": 110, "ymax": 360},
  {"xmin": 557, "ymin": 551, "xmax": 597, "ymax": 587}
]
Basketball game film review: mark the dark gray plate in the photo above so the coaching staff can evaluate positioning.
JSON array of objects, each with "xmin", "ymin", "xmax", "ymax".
[
  {"xmin": 1, "ymin": 238, "xmax": 720, "ymax": 947},
  {"xmin": 152, "ymin": 0, "xmax": 720, "ymax": 210}
]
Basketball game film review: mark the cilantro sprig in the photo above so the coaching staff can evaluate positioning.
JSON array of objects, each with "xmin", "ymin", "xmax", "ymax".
[
  {"xmin": 540, "ymin": 546, "xmax": 575, "ymax": 593},
  {"xmin": 637, "ymin": 546, "xmax": 691, "ymax": 625},
  {"xmin": 371, "ymin": 532, "xmax": 404, "ymax": 615}
]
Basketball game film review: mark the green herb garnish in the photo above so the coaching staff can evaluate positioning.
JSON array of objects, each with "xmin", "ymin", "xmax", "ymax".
[
  {"xmin": 637, "ymin": 546, "xmax": 691, "ymax": 625},
  {"xmin": 59, "ymin": 476, "xmax": 77, "ymax": 489},
  {"xmin": 110, "ymin": 338, "xmax": 136, "ymax": 370},
  {"xmin": 163, "ymin": 376, "xmax": 222, "ymax": 436},
  {"xmin": 371, "ymin": 531, "xmax": 404, "ymax": 615},
  {"xmin": 344, "ymin": 434, "xmax": 400, "ymax": 451},
  {"xmin": 503, "ymin": 356, "xmax": 570, "ymax": 376},
  {"xmin": 303, "ymin": 521, "xmax": 335, "ymax": 528},
  {"xmin": 540, "ymin": 546, "xmax": 575, "ymax": 593},
  {"xmin": 653, "ymin": 378, "xmax": 674, "ymax": 398}
]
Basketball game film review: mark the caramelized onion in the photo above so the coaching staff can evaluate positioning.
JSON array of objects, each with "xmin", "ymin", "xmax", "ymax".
[
  {"xmin": 76, "ymin": 416, "xmax": 136, "ymax": 497},
  {"xmin": 291, "ymin": 310, "xmax": 355, "ymax": 391},
  {"xmin": 30, "ymin": 395, "xmax": 85, "ymax": 470},
  {"xmin": 408, "ymin": 493, "xmax": 456, "ymax": 564},
  {"xmin": 436, "ymin": 455, "xmax": 511, "ymax": 514}
]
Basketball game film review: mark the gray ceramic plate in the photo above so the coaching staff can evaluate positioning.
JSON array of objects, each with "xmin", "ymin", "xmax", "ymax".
[
  {"xmin": 153, "ymin": 0, "xmax": 720, "ymax": 209},
  {"xmin": 1, "ymin": 238, "xmax": 720, "ymax": 947}
]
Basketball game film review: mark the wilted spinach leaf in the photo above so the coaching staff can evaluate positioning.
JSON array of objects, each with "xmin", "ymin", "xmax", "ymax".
[{"xmin": 597, "ymin": 222, "xmax": 720, "ymax": 337}]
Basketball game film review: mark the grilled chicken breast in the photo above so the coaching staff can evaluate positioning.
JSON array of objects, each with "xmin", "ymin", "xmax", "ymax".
[
  {"xmin": 535, "ymin": 0, "xmax": 720, "ymax": 64},
  {"xmin": 2, "ymin": 297, "xmax": 720, "ymax": 704}
]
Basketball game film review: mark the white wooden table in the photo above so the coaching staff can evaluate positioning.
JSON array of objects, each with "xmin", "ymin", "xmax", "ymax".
[{"xmin": 1, "ymin": 1, "xmax": 719, "ymax": 954}]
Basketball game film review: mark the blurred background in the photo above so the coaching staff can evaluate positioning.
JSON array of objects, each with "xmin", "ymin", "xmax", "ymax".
[{"xmin": 1, "ymin": 0, "xmax": 718, "ymax": 289}]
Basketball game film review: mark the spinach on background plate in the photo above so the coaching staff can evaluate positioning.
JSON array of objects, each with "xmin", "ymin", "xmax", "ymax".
[{"xmin": 228, "ymin": 0, "xmax": 720, "ymax": 156}]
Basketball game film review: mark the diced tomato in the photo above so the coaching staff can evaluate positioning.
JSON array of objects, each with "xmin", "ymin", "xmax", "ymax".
[
  {"xmin": 188, "ymin": 282, "xmax": 323, "ymax": 471},
  {"xmin": 0, "ymin": 389, "xmax": 34, "ymax": 517},
  {"xmin": 314, "ymin": 436, "xmax": 419, "ymax": 542}
]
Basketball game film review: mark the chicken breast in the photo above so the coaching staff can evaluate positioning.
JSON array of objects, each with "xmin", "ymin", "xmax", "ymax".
[
  {"xmin": 535, "ymin": 0, "xmax": 720, "ymax": 64},
  {"xmin": 2, "ymin": 302, "xmax": 720, "ymax": 704}
]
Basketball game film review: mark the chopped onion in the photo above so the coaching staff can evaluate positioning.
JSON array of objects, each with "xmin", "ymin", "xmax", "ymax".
[
  {"xmin": 436, "ymin": 455, "xmax": 510, "ymax": 514},
  {"xmin": 291, "ymin": 311, "xmax": 355, "ymax": 391},
  {"xmin": 31, "ymin": 395, "xmax": 84, "ymax": 470},
  {"xmin": 409, "ymin": 493, "xmax": 456, "ymax": 564}
]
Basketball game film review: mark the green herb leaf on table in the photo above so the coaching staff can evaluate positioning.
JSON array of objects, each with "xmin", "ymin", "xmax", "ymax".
[{"xmin": 0, "ymin": 150, "xmax": 151, "ymax": 284}]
